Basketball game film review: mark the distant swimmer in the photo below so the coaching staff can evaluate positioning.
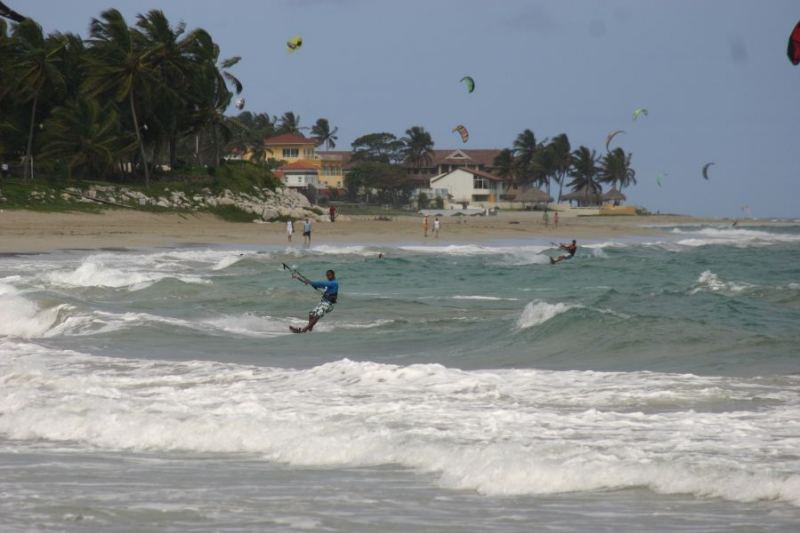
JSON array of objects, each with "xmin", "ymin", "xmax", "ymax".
[
  {"xmin": 550, "ymin": 240, "xmax": 577, "ymax": 264},
  {"xmin": 290, "ymin": 269, "xmax": 338, "ymax": 333}
]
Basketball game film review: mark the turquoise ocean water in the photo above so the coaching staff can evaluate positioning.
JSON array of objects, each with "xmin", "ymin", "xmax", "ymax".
[{"xmin": 1, "ymin": 223, "xmax": 799, "ymax": 531}]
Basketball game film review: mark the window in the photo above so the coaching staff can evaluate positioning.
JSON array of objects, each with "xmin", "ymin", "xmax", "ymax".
[
  {"xmin": 473, "ymin": 177, "xmax": 490, "ymax": 190},
  {"xmin": 303, "ymin": 148, "xmax": 314, "ymax": 158},
  {"xmin": 282, "ymin": 148, "xmax": 299, "ymax": 158}
]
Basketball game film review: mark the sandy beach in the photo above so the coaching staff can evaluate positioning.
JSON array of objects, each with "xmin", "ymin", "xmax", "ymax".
[{"xmin": 0, "ymin": 209, "xmax": 727, "ymax": 253}]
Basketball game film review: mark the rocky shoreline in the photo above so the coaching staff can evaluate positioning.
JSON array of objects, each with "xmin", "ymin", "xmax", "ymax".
[{"xmin": 15, "ymin": 185, "xmax": 328, "ymax": 222}]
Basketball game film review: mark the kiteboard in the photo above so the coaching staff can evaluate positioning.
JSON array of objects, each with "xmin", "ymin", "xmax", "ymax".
[{"xmin": 289, "ymin": 326, "xmax": 306, "ymax": 334}]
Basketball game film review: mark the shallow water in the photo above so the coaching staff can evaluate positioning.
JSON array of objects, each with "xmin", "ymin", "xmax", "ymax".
[{"xmin": 1, "ymin": 224, "xmax": 799, "ymax": 531}]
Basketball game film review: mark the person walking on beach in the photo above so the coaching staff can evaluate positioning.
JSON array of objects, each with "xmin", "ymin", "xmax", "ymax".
[
  {"xmin": 553, "ymin": 211, "xmax": 559, "ymax": 228},
  {"xmin": 329, "ymin": 205, "xmax": 336, "ymax": 223},
  {"xmin": 543, "ymin": 210, "xmax": 549, "ymax": 227},
  {"xmin": 290, "ymin": 269, "xmax": 338, "ymax": 333},
  {"xmin": 423, "ymin": 215, "xmax": 429, "ymax": 238},
  {"xmin": 433, "ymin": 216, "xmax": 441, "ymax": 238},
  {"xmin": 551, "ymin": 240, "xmax": 577, "ymax": 264},
  {"xmin": 303, "ymin": 218, "xmax": 312, "ymax": 247},
  {"xmin": 286, "ymin": 219, "xmax": 294, "ymax": 243}
]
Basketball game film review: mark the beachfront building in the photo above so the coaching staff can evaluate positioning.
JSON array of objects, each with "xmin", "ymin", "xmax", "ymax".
[
  {"xmin": 602, "ymin": 187, "xmax": 626, "ymax": 206},
  {"xmin": 407, "ymin": 148, "xmax": 503, "ymax": 178},
  {"xmin": 262, "ymin": 134, "xmax": 347, "ymax": 192},
  {"xmin": 428, "ymin": 168, "xmax": 507, "ymax": 207},
  {"xmin": 275, "ymin": 160, "xmax": 320, "ymax": 190}
]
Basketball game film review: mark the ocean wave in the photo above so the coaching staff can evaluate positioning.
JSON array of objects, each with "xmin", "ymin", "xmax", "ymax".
[
  {"xmin": 691, "ymin": 270, "xmax": 754, "ymax": 295},
  {"xmin": 515, "ymin": 300, "xmax": 628, "ymax": 329},
  {"xmin": 452, "ymin": 295, "xmax": 519, "ymax": 301},
  {"xmin": 399, "ymin": 244, "xmax": 553, "ymax": 265},
  {"xmin": 43, "ymin": 258, "xmax": 210, "ymax": 290},
  {"xmin": 0, "ymin": 284, "xmax": 69, "ymax": 338},
  {"xmin": 1, "ymin": 346, "xmax": 799, "ymax": 506},
  {"xmin": 671, "ymin": 227, "xmax": 800, "ymax": 247},
  {"xmin": 516, "ymin": 300, "xmax": 577, "ymax": 328}
]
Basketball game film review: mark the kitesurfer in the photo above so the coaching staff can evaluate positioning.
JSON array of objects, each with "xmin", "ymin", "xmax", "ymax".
[
  {"xmin": 291, "ymin": 269, "xmax": 338, "ymax": 333},
  {"xmin": 551, "ymin": 240, "xmax": 577, "ymax": 264}
]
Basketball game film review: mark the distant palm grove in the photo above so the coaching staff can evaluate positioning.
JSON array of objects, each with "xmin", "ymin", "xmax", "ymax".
[{"xmin": 0, "ymin": 6, "xmax": 636, "ymax": 205}]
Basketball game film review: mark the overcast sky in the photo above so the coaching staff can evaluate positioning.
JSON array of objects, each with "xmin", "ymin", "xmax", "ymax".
[{"xmin": 20, "ymin": 0, "xmax": 800, "ymax": 217}]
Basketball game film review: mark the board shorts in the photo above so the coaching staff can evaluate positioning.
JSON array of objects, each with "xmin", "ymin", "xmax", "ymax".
[{"xmin": 310, "ymin": 300, "xmax": 334, "ymax": 319}]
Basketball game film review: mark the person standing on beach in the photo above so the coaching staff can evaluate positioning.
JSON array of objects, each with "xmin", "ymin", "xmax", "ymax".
[
  {"xmin": 286, "ymin": 219, "xmax": 294, "ymax": 242},
  {"xmin": 290, "ymin": 269, "xmax": 338, "ymax": 333},
  {"xmin": 551, "ymin": 240, "xmax": 577, "ymax": 264},
  {"xmin": 543, "ymin": 210, "xmax": 549, "ymax": 227},
  {"xmin": 554, "ymin": 211, "xmax": 559, "ymax": 228},
  {"xmin": 423, "ymin": 215, "xmax": 429, "ymax": 238},
  {"xmin": 329, "ymin": 205, "xmax": 336, "ymax": 223},
  {"xmin": 433, "ymin": 216, "xmax": 441, "ymax": 238},
  {"xmin": 303, "ymin": 218, "xmax": 312, "ymax": 247}
]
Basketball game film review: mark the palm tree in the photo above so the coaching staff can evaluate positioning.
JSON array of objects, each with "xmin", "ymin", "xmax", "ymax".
[
  {"xmin": 493, "ymin": 148, "xmax": 515, "ymax": 181},
  {"xmin": 311, "ymin": 118, "xmax": 338, "ymax": 150},
  {"xmin": 277, "ymin": 112, "xmax": 301, "ymax": 135},
  {"xmin": 568, "ymin": 146, "xmax": 602, "ymax": 203},
  {"xmin": 184, "ymin": 29, "xmax": 242, "ymax": 166},
  {"xmin": 600, "ymin": 148, "xmax": 636, "ymax": 192},
  {"xmin": 401, "ymin": 126, "xmax": 434, "ymax": 170},
  {"xmin": 548, "ymin": 133, "xmax": 572, "ymax": 202},
  {"xmin": 84, "ymin": 8, "xmax": 156, "ymax": 186},
  {"xmin": 41, "ymin": 97, "xmax": 133, "ymax": 179},
  {"xmin": 530, "ymin": 144, "xmax": 555, "ymax": 202},
  {"xmin": 512, "ymin": 129, "xmax": 538, "ymax": 178},
  {"xmin": 135, "ymin": 10, "xmax": 195, "ymax": 170},
  {"xmin": 11, "ymin": 19, "xmax": 65, "ymax": 179}
]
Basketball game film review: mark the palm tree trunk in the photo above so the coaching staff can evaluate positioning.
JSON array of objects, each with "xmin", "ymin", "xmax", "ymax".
[
  {"xmin": 129, "ymin": 91, "xmax": 150, "ymax": 188},
  {"xmin": 557, "ymin": 174, "xmax": 565, "ymax": 203},
  {"xmin": 24, "ymin": 93, "xmax": 39, "ymax": 181}
]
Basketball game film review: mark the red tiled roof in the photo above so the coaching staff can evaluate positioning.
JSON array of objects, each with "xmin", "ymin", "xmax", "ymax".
[
  {"xmin": 280, "ymin": 159, "xmax": 319, "ymax": 171},
  {"xmin": 264, "ymin": 133, "xmax": 318, "ymax": 146}
]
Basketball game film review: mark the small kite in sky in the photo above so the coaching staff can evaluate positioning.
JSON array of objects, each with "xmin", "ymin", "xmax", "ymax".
[
  {"xmin": 287, "ymin": 35, "xmax": 303, "ymax": 52},
  {"xmin": 656, "ymin": 172, "xmax": 667, "ymax": 188},
  {"xmin": 633, "ymin": 107, "xmax": 648, "ymax": 120},
  {"xmin": 460, "ymin": 76, "xmax": 475, "ymax": 93},
  {"xmin": 452, "ymin": 124, "xmax": 469, "ymax": 143},
  {"xmin": 605, "ymin": 129, "xmax": 625, "ymax": 151},
  {"xmin": 702, "ymin": 162, "xmax": 715, "ymax": 180},
  {"xmin": 788, "ymin": 20, "xmax": 800, "ymax": 65}
]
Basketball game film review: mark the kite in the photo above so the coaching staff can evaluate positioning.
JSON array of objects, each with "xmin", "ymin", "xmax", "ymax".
[
  {"xmin": 656, "ymin": 172, "xmax": 667, "ymax": 188},
  {"xmin": 605, "ymin": 129, "xmax": 625, "ymax": 151},
  {"xmin": 460, "ymin": 76, "xmax": 475, "ymax": 93},
  {"xmin": 452, "ymin": 124, "xmax": 469, "ymax": 143},
  {"xmin": 235, "ymin": 98, "xmax": 245, "ymax": 110},
  {"xmin": 702, "ymin": 162, "xmax": 715, "ymax": 180},
  {"xmin": 287, "ymin": 35, "xmax": 303, "ymax": 52},
  {"xmin": 633, "ymin": 107, "xmax": 648, "ymax": 120},
  {"xmin": 788, "ymin": 20, "xmax": 800, "ymax": 65}
]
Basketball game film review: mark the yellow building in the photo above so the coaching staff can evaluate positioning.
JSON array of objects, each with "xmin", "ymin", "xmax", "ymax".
[{"xmin": 263, "ymin": 134, "xmax": 347, "ymax": 190}]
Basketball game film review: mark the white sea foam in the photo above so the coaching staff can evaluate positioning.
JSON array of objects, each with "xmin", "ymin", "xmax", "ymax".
[
  {"xmin": 672, "ymin": 227, "xmax": 800, "ymax": 247},
  {"xmin": 0, "ymin": 284, "xmax": 69, "ymax": 338},
  {"xmin": 691, "ymin": 271, "xmax": 753, "ymax": 295},
  {"xmin": 1, "ymin": 343, "xmax": 799, "ymax": 506},
  {"xmin": 44, "ymin": 258, "xmax": 209, "ymax": 290},
  {"xmin": 399, "ymin": 244, "xmax": 552, "ymax": 265},
  {"xmin": 452, "ymin": 295, "xmax": 519, "ymax": 301},
  {"xmin": 516, "ymin": 300, "xmax": 577, "ymax": 328}
]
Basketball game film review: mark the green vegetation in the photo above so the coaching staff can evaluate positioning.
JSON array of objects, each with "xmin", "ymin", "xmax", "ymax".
[{"xmin": 494, "ymin": 129, "xmax": 636, "ymax": 202}]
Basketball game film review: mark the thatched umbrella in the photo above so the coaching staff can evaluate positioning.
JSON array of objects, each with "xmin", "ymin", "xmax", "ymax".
[
  {"xmin": 602, "ymin": 187, "xmax": 626, "ymax": 204},
  {"xmin": 561, "ymin": 185, "xmax": 603, "ymax": 206},
  {"xmin": 515, "ymin": 187, "xmax": 552, "ymax": 205}
]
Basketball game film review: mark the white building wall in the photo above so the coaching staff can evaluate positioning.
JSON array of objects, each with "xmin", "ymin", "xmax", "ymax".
[
  {"xmin": 283, "ymin": 172, "xmax": 319, "ymax": 188},
  {"xmin": 430, "ymin": 169, "xmax": 506, "ymax": 206}
]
